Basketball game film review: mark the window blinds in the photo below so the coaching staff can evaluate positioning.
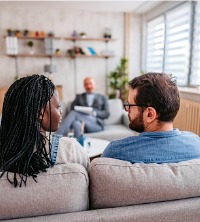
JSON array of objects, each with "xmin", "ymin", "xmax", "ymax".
[
  {"xmin": 146, "ymin": 16, "xmax": 165, "ymax": 73},
  {"xmin": 164, "ymin": 3, "xmax": 191, "ymax": 86},
  {"xmin": 146, "ymin": 3, "xmax": 191, "ymax": 86}
]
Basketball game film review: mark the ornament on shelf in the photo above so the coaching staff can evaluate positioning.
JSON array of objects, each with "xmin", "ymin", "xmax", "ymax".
[
  {"xmin": 35, "ymin": 31, "xmax": 39, "ymax": 37},
  {"xmin": 48, "ymin": 31, "xmax": 54, "ymax": 37},
  {"xmin": 72, "ymin": 30, "xmax": 78, "ymax": 38},
  {"xmin": 29, "ymin": 31, "xmax": 35, "ymax": 37},
  {"xmin": 27, "ymin": 41, "xmax": 34, "ymax": 55},
  {"xmin": 23, "ymin": 29, "xmax": 29, "ymax": 37},
  {"xmin": 6, "ymin": 29, "xmax": 13, "ymax": 36},
  {"xmin": 55, "ymin": 49, "xmax": 61, "ymax": 55},
  {"xmin": 15, "ymin": 30, "xmax": 21, "ymax": 37},
  {"xmin": 104, "ymin": 27, "xmax": 112, "ymax": 38},
  {"xmin": 80, "ymin": 32, "xmax": 87, "ymax": 39},
  {"xmin": 40, "ymin": 31, "xmax": 45, "ymax": 38}
]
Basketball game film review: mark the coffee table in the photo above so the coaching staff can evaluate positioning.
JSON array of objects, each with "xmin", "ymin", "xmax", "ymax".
[{"xmin": 83, "ymin": 137, "xmax": 110, "ymax": 159}]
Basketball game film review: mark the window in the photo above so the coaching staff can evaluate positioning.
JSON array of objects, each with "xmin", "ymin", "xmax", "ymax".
[
  {"xmin": 191, "ymin": 1, "xmax": 200, "ymax": 85},
  {"xmin": 164, "ymin": 3, "xmax": 191, "ymax": 86},
  {"xmin": 146, "ymin": 16, "xmax": 165, "ymax": 73},
  {"xmin": 146, "ymin": 2, "xmax": 193, "ymax": 86}
]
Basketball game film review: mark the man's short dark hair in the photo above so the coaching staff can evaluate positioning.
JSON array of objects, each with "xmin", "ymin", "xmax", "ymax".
[{"xmin": 128, "ymin": 72, "xmax": 180, "ymax": 122}]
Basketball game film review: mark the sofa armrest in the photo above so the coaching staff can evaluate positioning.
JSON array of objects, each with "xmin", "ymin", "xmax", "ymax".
[{"xmin": 122, "ymin": 110, "xmax": 129, "ymax": 127}]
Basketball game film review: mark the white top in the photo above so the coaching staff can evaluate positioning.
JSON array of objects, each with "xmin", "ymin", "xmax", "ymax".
[
  {"xmin": 83, "ymin": 137, "xmax": 110, "ymax": 158},
  {"xmin": 52, "ymin": 136, "xmax": 90, "ymax": 171}
]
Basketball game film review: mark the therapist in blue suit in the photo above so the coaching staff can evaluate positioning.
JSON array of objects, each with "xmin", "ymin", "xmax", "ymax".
[{"xmin": 57, "ymin": 77, "xmax": 110, "ymax": 138}]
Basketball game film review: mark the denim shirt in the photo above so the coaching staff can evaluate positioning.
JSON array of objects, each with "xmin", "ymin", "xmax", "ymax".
[
  {"xmin": 51, "ymin": 134, "xmax": 63, "ymax": 165},
  {"xmin": 101, "ymin": 129, "xmax": 200, "ymax": 163}
]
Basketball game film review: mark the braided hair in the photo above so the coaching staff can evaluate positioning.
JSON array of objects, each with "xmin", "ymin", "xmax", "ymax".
[{"xmin": 0, "ymin": 74, "xmax": 55, "ymax": 187}]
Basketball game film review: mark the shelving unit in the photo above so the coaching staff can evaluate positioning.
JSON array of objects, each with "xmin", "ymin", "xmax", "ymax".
[
  {"xmin": 5, "ymin": 36, "xmax": 116, "ymax": 57},
  {"xmin": 4, "ymin": 35, "xmax": 116, "ymax": 94},
  {"xmin": 7, "ymin": 54, "xmax": 114, "ymax": 59},
  {"xmin": 64, "ymin": 36, "xmax": 116, "ymax": 93}
]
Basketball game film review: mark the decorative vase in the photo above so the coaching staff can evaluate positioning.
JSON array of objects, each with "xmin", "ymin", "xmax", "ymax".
[{"xmin": 29, "ymin": 47, "xmax": 34, "ymax": 55}]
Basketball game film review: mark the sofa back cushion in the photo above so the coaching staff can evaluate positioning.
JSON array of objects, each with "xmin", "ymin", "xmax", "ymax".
[
  {"xmin": 0, "ymin": 163, "xmax": 89, "ymax": 220},
  {"xmin": 104, "ymin": 99, "xmax": 123, "ymax": 125},
  {"xmin": 89, "ymin": 158, "xmax": 200, "ymax": 209}
]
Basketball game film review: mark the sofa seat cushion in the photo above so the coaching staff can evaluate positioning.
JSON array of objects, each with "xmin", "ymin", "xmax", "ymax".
[
  {"xmin": 5, "ymin": 197, "xmax": 200, "ymax": 222},
  {"xmin": 0, "ymin": 163, "xmax": 89, "ymax": 220},
  {"xmin": 85, "ymin": 124, "xmax": 135, "ymax": 141},
  {"xmin": 89, "ymin": 158, "xmax": 200, "ymax": 209}
]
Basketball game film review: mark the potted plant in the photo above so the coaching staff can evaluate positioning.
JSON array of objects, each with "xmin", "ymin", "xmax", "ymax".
[
  {"xmin": 23, "ymin": 29, "xmax": 29, "ymax": 37},
  {"xmin": 27, "ymin": 41, "xmax": 34, "ymax": 54},
  {"xmin": 107, "ymin": 58, "xmax": 129, "ymax": 101},
  {"xmin": 55, "ymin": 48, "xmax": 61, "ymax": 56},
  {"xmin": 15, "ymin": 30, "xmax": 21, "ymax": 37},
  {"xmin": 80, "ymin": 32, "xmax": 87, "ymax": 38},
  {"xmin": 6, "ymin": 29, "xmax": 13, "ymax": 36}
]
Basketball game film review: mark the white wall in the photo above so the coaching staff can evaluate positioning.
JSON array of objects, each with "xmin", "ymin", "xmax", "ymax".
[
  {"xmin": 0, "ymin": 1, "xmax": 126, "ymax": 103},
  {"xmin": 130, "ymin": 13, "xmax": 142, "ymax": 79}
]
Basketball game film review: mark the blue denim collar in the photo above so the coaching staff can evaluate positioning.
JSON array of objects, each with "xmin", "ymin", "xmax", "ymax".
[{"xmin": 139, "ymin": 129, "xmax": 181, "ymax": 138}]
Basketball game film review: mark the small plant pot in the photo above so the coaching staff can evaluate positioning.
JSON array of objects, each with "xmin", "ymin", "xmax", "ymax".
[
  {"xmin": 29, "ymin": 47, "xmax": 34, "ymax": 55},
  {"xmin": 80, "ymin": 32, "xmax": 87, "ymax": 39}
]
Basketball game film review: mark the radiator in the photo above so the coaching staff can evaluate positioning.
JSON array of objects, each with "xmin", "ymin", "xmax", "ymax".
[{"xmin": 174, "ymin": 99, "xmax": 200, "ymax": 136}]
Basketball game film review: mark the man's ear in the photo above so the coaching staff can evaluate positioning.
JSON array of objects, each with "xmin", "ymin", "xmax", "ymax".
[{"xmin": 143, "ymin": 107, "xmax": 157, "ymax": 123}]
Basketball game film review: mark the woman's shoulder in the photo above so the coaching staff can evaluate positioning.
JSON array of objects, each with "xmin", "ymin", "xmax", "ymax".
[
  {"xmin": 56, "ymin": 135, "xmax": 89, "ymax": 169},
  {"xmin": 58, "ymin": 136, "xmax": 83, "ymax": 151},
  {"xmin": 59, "ymin": 136, "xmax": 78, "ymax": 144}
]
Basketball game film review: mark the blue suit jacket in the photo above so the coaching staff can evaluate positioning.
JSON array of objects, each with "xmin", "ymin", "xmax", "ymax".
[{"xmin": 70, "ymin": 93, "xmax": 110, "ymax": 127}]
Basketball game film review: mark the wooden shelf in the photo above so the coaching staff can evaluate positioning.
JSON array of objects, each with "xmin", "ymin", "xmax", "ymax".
[
  {"xmin": 4, "ymin": 36, "xmax": 115, "ymax": 42},
  {"xmin": 4, "ymin": 36, "xmax": 61, "ymax": 40},
  {"xmin": 7, "ymin": 54, "xmax": 114, "ymax": 59},
  {"xmin": 73, "ymin": 54, "xmax": 114, "ymax": 58},
  {"xmin": 64, "ymin": 37, "xmax": 116, "ymax": 42},
  {"xmin": 7, "ymin": 54, "xmax": 71, "ymax": 58}
]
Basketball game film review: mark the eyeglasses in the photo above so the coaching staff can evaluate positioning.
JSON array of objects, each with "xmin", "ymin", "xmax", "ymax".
[{"xmin": 123, "ymin": 101, "xmax": 147, "ymax": 112}]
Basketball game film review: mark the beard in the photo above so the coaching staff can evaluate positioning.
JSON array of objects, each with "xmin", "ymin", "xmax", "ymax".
[{"xmin": 129, "ymin": 111, "xmax": 144, "ymax": 133}]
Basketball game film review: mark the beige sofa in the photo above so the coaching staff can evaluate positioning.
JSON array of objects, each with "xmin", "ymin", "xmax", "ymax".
[{"xmin": 1, "ymin": 158, "xmax": 200, "ymax": 222}]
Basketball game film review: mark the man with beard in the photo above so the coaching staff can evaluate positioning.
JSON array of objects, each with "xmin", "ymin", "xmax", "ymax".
[{"xmin": 102, "ymin": 72, "xmax": 200, "ymax": 163}]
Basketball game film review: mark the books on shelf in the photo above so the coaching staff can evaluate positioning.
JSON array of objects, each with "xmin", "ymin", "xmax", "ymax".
[
  {"xmin": 6, "ymin": 37, "xmax": 18, "ymax": 55},
  {"xmin": 87, "ymin": 47, "xmax": 96, "ymax": 55},
  {"xmin": 44, "ymin": 38, "xmax": 54, "ymax": 55},
  {"xmin": 80, "ymin": 47, "xmax": 91, "ymax": 55},
  {"xmin": 81, "ymin": 47, "xmax": 96, "ymax": 56}
]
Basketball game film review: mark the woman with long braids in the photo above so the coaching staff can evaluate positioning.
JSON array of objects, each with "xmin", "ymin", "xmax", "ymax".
[{"xmin": 0, "ymin": 74, "xmax": 89, "ymax": 187}]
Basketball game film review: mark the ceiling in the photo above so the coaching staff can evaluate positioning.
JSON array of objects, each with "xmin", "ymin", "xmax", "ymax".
[
  {"xmin": 1, "ymin": 1, "xmax": 164, "ymax": 14},
  {"xmin": 51, "ymin": 1, "xmax": 163, "ymax": 14}
]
